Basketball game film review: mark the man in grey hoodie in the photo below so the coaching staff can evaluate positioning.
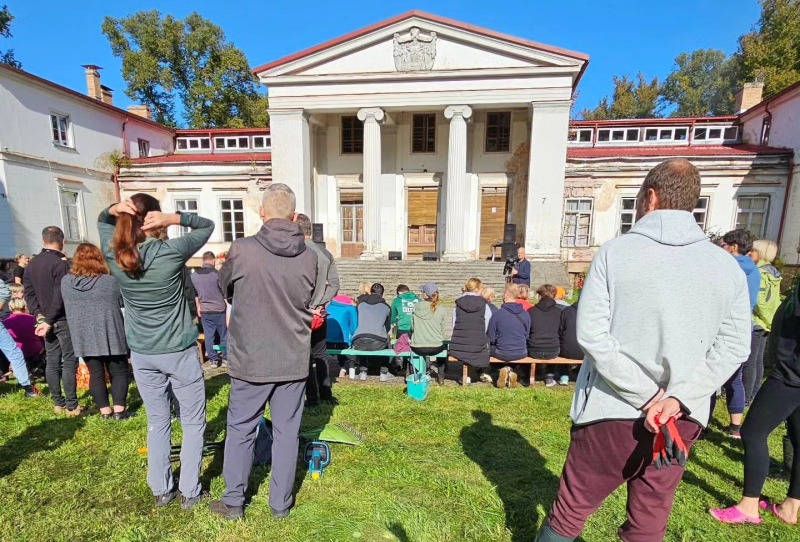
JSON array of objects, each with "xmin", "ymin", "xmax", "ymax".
[
  {"xmin": 535, "ymin": 159, "xmax": 752, "ymax": 541},
  {"xmin": 210, "ymin": 183, "xmax": 317, "ymax": 521}
]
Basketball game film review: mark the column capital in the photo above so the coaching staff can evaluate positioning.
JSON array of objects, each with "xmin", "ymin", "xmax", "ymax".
[
  {"xmin": 444, "ymin": 105, "xmax": 473, "ymax": 120},
  {"xmin": 357, "ymin": 107, "xmax": 385, "ymax": 123},
  {"xmin": 529, "ymin": 100, "xmax": 572, "ymax": 114}
]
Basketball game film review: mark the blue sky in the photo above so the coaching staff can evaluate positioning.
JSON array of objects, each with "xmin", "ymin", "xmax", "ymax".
[{"xmin": 3, "ymin": 0, "xmax": 761, "ymax": 118}]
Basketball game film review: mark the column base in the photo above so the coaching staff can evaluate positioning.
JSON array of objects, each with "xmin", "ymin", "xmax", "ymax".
[
  {"xmin": 441, "ymin": 251, "xmax": 471, "ymax": 262},
  {"xmin": 360, "ymin": 251, "xmax": 384, "ymax": 261}
]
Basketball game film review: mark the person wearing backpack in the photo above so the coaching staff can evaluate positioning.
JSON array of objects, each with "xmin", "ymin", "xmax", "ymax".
[
  {"xmin": 743, "ymin": 239, "xmax": 782, "ymax": 405},
  {"xmin": 488, "ymin": 283, "xmax": 531, "ymax": 388}
]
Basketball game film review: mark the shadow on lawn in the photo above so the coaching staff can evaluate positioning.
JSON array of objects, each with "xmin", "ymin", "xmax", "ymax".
[
  {"xmin": 460, "ymin": 410, "xmax": 560, "ymax": 542},
  {"xmin": 0, "ymin": 417, "xmax": 85, "ymax": 479}
]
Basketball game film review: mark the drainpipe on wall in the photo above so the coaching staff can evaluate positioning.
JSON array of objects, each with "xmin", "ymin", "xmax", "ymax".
[{"xmin": 776, "ymin": 155, "xmax": 795, "ymax": 248}]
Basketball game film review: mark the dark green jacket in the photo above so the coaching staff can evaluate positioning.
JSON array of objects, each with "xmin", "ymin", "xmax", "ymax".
[
  {"xmin": 98, "ymin": 207, "xmax": 214, "ymax": 354},
  {"xmin": 391, "ymin": 291, "xmax": 420, "ymax": 331}
]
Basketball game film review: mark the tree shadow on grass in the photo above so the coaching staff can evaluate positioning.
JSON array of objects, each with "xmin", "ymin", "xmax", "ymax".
[
  {"xmin": 460, "ymin": 410, "xmax": 560, "ymax": 542},
  {"xmin": 0, "ymin": 417, "xmax": 86, "ymax": 479}
]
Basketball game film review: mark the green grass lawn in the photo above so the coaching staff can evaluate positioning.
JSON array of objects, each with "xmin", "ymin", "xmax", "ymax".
[{"xmin": 0, "ymin": 375, "xmax": 794, "ymax": 542}]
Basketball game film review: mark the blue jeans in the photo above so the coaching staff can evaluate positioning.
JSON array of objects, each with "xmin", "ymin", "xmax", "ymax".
[
  {"xmin": 0, "ymin": 322, "xmax": 30, "ymax": 387},
  {"xmin": 201, "ymin": 312, "xmax": 228, "ymax": 362}
]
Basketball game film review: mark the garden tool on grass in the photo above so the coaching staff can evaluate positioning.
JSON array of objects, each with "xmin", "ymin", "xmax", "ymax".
[
  {"xmin": 652, "ymin": 417, "xmax": 688, "ymax": 469},
  {"xmin": 301, "ymin": 421, "xmax": 364, "ymax": 446},
  {"xmin": 304, "ymin": 441, "xmax": 331, "ymax": 479}
]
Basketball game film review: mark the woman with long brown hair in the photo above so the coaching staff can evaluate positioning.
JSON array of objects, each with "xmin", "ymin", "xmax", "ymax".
[
  {"xmin": 410, "ymin": 282, "xmax": 448, "ymax": 385},
  {"xmin": 61, "ymin": 243, "xmax": 129, "ymax": 419},
  {"xmin": 98, "ymin": 194, "xmax": 214, "ymax": 509}
]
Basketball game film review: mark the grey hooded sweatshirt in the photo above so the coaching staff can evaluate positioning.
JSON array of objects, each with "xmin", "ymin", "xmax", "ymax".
[
  {"xmin": 219, "ymin": 219, "xmax": 317, "ymax": 383},
  {"xmin": 571, "ymin": 210, "xmax": 752, "ymax": 427},
  {"xmin": 60, "ymin": 274, "xmax": 128, "ymax": 358}
]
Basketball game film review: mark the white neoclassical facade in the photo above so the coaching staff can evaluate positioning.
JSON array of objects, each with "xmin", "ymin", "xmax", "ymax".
[{"xmin": 255, "ymin": 10, "xmax": 589, "ymax": 260}]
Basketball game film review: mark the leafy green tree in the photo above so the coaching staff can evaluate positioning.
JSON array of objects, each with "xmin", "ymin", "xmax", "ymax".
[
  {"xmin": 102, "ymin": 10, "xmax": 268, "ymax": 128},
  {"xmin": 0, "ymin": 5, "xmax": 20, "ymax": 68},
  {"xmin": 660, "ymin": 49, "xmax": 738, "ymax": 117},
  {"xmin": 737, "ymin": 0, "xmax": 800, "ymax": 98},
  {"xmin": 579, "ymin": 73, "xmax": 661, "ymax": 120}
]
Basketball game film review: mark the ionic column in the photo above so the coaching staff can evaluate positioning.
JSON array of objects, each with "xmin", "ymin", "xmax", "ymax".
[
  {"xmin": 442, "ymin": 105, "xmax": 473, "ymax": 261},
  {"xmin": 357, "ymin": 107, "xmax": 385, "ymax": 259}
]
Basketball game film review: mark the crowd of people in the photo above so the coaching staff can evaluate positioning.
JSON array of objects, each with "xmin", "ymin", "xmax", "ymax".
[{"xmin": 1, "ymin": 156, "xmax": 799, "ymax": 537}]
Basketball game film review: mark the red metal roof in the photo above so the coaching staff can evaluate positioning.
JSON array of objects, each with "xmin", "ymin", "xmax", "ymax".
[
  {"xmin": 567, "ymin": 144, "xmax": 791, "ymax": 159},
  {"xmin": 0, "ymin": 62, "xmax": 173, "ymax": 133},
  {"xmin": 130, "ymin": 152, "xmax": 271, "ymax": 164},
  {"xmin": 571, "ymin": 116, "xmax": 738, "ymax": 127},
  {"xmin": 176, "ymin": 127, "xmax": 270, "ymax": 135},
  {"xmin": 252, "ymin": 10, "xmax": 589, "ymax": 76}
]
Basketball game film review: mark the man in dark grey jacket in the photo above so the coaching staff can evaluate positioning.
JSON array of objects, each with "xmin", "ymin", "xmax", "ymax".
[
  {"xmin": 211, "ymin": 183, "xmax": 317, "ymax": 521},
  {"xmin": 295, "ymin": 213, "xmax": 340, "ymax": 406},
  {"xmin": 190, "ymin": 251, "xmax": 227, "ymax": 366}
]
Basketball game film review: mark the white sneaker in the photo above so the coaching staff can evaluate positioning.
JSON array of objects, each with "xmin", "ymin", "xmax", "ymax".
[
  {"xmin": 349, "ymin": 368, "xmax": 356, "ymax": 380},
  {"xmin": 379, "ymin": 372, "xmax": 392, "ymax": 382},
  {"xmin": 359, "ymin": 370, "xmax": 367, "ymax": 381},
  {"xmin": 480, "ymin": 373, "xmax": 493, "ymax": 384},
  {"xmin": 545, "ymin": 378, "xmax": 557, "ymax": 387},
  {"xmin": 338, "ymin": 369, "xmax": 346, "ymax": 378}
]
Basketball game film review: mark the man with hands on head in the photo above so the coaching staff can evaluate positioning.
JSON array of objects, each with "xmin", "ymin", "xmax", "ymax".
[{"xmin": 535, "ymin": 158, "xmax": 752, "ymax": 542}]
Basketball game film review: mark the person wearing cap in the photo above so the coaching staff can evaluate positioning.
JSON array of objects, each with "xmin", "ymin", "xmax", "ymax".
[
  {"xmin": 410, "ymin": 282, "xmax": 448, "ymax": 385},
  {"xmin": 554, "ymin": 286, "xmax": 570, "ymax": 308}
]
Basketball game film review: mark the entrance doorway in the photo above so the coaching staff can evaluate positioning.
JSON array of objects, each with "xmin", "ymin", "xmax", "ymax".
[
  {"xmin": 479, "ymin": 187, "xmax": 508, "ymax": 259},
  {"xmin": 407, "ymin": 188, "xmax": 438, "ymax": 258},
  {"xmin": 340, "ymin": 191, "xmax": 363, "ymax": 258}
]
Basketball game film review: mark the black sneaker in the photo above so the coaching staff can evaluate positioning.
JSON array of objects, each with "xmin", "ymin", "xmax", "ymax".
[
  {"xmin": 22, "ymin": 384, "xmax": 42, "ymax": 398},
  {"xmin": 271, "ymin": 507, "xmax": 291, "ymax": 519},
  {"xmin": 155, "ymin": 489, "xmax": 179, "ymax": 507},
  {"xmin": 113, "ymin": 411, "xmax": 134, "ymax": 421},
  {"xmin": 209, "ymin": 499, "xmax": 244, "ymax": 520},
  {"xmin": 181, "ymin": 492, "xmax": 207, "ymax": 510}
]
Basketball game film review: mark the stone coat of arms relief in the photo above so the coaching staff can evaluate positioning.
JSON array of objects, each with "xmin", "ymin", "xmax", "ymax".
[{"xmin": 393, "ymin": 27, "xmax": 438, "ymax": 71}]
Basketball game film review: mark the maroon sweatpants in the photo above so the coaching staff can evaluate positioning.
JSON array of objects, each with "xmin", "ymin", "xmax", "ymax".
[{"xmin": 547, "ymin": 418, "xmax": 702, "ymax": 542}]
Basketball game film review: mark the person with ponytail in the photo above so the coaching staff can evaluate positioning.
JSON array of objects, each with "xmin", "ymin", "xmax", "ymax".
[
  {"xmin": 410, "ymin": 283, "xmax": 448, "ymax": 385},
  {"xmin": 98, "ymin": 194, "xmax": 214, "ymax": 509}
]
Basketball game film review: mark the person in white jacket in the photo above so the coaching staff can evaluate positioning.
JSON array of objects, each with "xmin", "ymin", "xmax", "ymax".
[{"xmin": 535, "ymin": 158, "xmax": 752, "ymax": 542}]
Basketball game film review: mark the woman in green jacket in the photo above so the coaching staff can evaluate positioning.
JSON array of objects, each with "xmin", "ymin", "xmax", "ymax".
[
  {"xmin": 743, "ymin": 239, "xmax": 783, "ymax": 404},
  {"xmin": 410, "ymin": 282, "xmax": 447, "ymax": 385}
]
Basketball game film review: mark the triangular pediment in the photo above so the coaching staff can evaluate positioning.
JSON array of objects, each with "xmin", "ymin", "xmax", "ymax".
[{"xmin": 255, "ymin": 11, "xmax": 588, "ymax": 79}]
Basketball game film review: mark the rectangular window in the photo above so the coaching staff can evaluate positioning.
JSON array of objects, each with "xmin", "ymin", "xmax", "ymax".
[
  {"xmin": 645, "ymin": 128, "xmax": 658, "ymax": 141},
  {"xmin": 596, "ymin": 128, "xmax": 637, "ymax": 143},
  {"xmin": 176, "ymin": 137, "xmax": 209, "ymax": 151},
  {"xmin": 174, "ymin": 199, "xmax": 198, "ymax": 237},
  {"xmin": 674, "ymin": 128, "xmax": 688, "ymax": 140},
  {"xmin": 252, "ymin": 135, "xmax": 271, "ymax": 149},
  {"xmin": 736, "ymin": 196, "xmax": 770, "ymax": 237},
  {"xmin": 724, "ymin": 126, "xmax": 738, "ymax": 141},
  {"xmin": 412, "ymin": 113, "xmax": 436, "ymax": 153},
  {"xmin": 485, "ymin": 112, "xmax": 511, "ymax": 152},
  {"xmin": 568, "ymin": 128, "xmax": 593, "ymax": 143},
  {"xmin": 597, "ymin": 129, "xmax": 610, "ymax": 142},
  {"xmin": 341, "ymin": 116, "xmax": 363, "ymax": 154},
  {"xmin": 51, "ymin": 114, "xmax": 70, "ymax": 147},
  {"xmin": 626, "ymin": 128, "xmax": 639, "ymax": 141},
  {"xmin": 214, "ymin": 137, "xmax": 250, "ymax": 150},
  {"xmin": 694, "ymin": 127, "xmax": 707, "ymax": 140},
  {"xmin": 708, "ymin": 128, "xmax": 722, "ymax": 139},
  {"xmin": 59, "ymin": 188, "xmax": 82, "ymax": 241},
  {"xmin": 619, "ymin": 197, "xmax": 637, "ymax": 235},
  {"xmin": 693, "ymin": 126, "xmax": 737, "ymax": 143},
  {"xmin": 220, "ymin": 199, "xmax": 245, "ymax": 242},
  {"xmin": 340, "ymin": 203, "xmax": 364, "ymax": 243},
  {"xmin": 562, "ymin": 198, "xmax": 593, "ymax": 247},
  {"xmin": 138, "ymin": 139, "xmax": 150, "ymax": 158},
  {"xmin": 694, "ymin": 196, "xmax": 710, "ymax": 230},
  {"xmin": 761, "ymin": 115, "xmax": 771, "ymax": 145}
]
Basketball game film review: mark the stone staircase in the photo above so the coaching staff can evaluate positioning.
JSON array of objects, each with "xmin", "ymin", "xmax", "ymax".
[{"xmin": 334, "ymin": 260, "xmax": 570, "ymax": 300}]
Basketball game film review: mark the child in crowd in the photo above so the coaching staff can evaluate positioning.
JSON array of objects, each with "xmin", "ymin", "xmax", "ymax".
[
  {"xmin": 391, "ymin": 284, "xmax": 420, "ymax": 341},
  {"xmin": 488, "ymin": 284, "xmax": 531, "ymax": 388},
  {"xmin": 327, "ymin": 293, "xmax": 358, "ymax": 378},
  {"xmin": 410, "ymin": 282, "xmax": 447, "ymax": 385},
  {"xmin": 515, "ymin": 284, "xmax": 533, "ymax": 311},
  {"xmin": 357, "ymin": 282, "xmax": 372, "ymax": 303},
  {"xmin": 481, "ymin": 287, "xmax": 499, "ymax": 314},
  {"xmin": 554, "ymin": 286, "xmax": 570, "ymax": 308},
  {"xmin": 527, "ymin": 284, "xmax": 562, "ymax": 387},
  {"xmin": 352, "ymin": 283, "xmax": 392, "ymax": 382}
]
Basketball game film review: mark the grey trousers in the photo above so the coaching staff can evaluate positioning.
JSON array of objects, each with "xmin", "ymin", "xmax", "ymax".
[
  {"xmin": 131, "ymin": 346, "xmax": 206, "ymax": 499},
  {"xmin": 222, "ymin": 377, "xmax": 305, "ymax": 511}
]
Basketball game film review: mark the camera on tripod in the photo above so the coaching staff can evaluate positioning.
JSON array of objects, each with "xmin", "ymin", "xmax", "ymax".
[{"xmin": 503, "ymin": 256, "xmax": 519, "ymax": 277}]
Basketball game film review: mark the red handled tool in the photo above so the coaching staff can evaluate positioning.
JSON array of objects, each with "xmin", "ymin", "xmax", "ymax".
[{"xmin": 652, "ymin": 417, "xmax": 689, "ymax": 469}]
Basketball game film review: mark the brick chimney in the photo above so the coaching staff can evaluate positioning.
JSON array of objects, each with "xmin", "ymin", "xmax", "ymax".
[
  {"xmin": 127, "ymin": 105, "xmax": 153, "ymax": 120},
  {"xmin": 82, "ymin": 65, "xmax": 103, "ymax": 101},
  {"xmin": 100, "ymin": 85, "xmax": 113, "ymax": 105},
  {"xmin": 735, "ymin": 81, "xmax": 765, "ymax": 114}
]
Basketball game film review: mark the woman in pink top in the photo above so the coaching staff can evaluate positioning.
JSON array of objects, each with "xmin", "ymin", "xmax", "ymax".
[{"xmin": 3, "ymin": 299, "xmax": 44, "ymax": 360}]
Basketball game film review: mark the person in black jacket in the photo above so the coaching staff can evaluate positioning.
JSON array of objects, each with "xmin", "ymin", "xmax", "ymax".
[
  {"xmin": 450, "ymin": 278, "xmax": 491, "ymax": 384},
  {"xmin": 527, "ymin": 284, "xmax": 562, "ymax": 387},
  {"xmin": 24, "ymin": 226, "xmax": 81, "ymax": 415},
  {"xmin": 558, "ymin": 300, "xmax": 583, "ymax": 386},
  {"xmin": 710, "ymin": 281, "xmax": 800, "ymax": 525}
]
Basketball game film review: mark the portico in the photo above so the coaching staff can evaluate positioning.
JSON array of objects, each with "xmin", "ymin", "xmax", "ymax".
[{"xmin": 256, "ymin": 10, "xmax": 587, "ymax": 260}]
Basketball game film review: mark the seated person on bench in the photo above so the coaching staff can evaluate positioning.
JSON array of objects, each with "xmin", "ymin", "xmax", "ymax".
[
  {"xmin": 410, "ymin": 282, "xmax": 447, "ymax": 385},
  {"xmin": 352, "ymin": 283, "xmax": 392, "ymax": 382},
  {"xmin": 327, "ymin": 293, "xmax": 358, "ymax": 378},
  {"xmin": 515, "ymin": 284, "xmax": 533, "ymax": 311},
  {"xmin": 450, "ymin": 278, "xmax": 492, "ymax": 384},
  {"xmin": 488, "ymin": 284, "xmax": 531, "ymax": 388},
  {"xmin": 527, "ymin": 284, "xmax": 562, "ymax": 387}
]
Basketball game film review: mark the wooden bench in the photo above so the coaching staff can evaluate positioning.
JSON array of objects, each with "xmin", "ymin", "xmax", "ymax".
[
  {"xmin": 326, "ymin": 347, "xmax": 448, "ymax": 373},
  {"xmin": 449, "ymin": 356, "xmax": 582, "ymax": 387}
]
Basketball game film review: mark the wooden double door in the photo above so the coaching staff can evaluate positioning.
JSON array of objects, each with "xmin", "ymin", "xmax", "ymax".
[
  {"xmin": 479, "ymin": 187, "xmax": 508, "ymax": 259},
  {"xmin": 407, "ymin": 188, "xmax": 438, "ymax": 257}
]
